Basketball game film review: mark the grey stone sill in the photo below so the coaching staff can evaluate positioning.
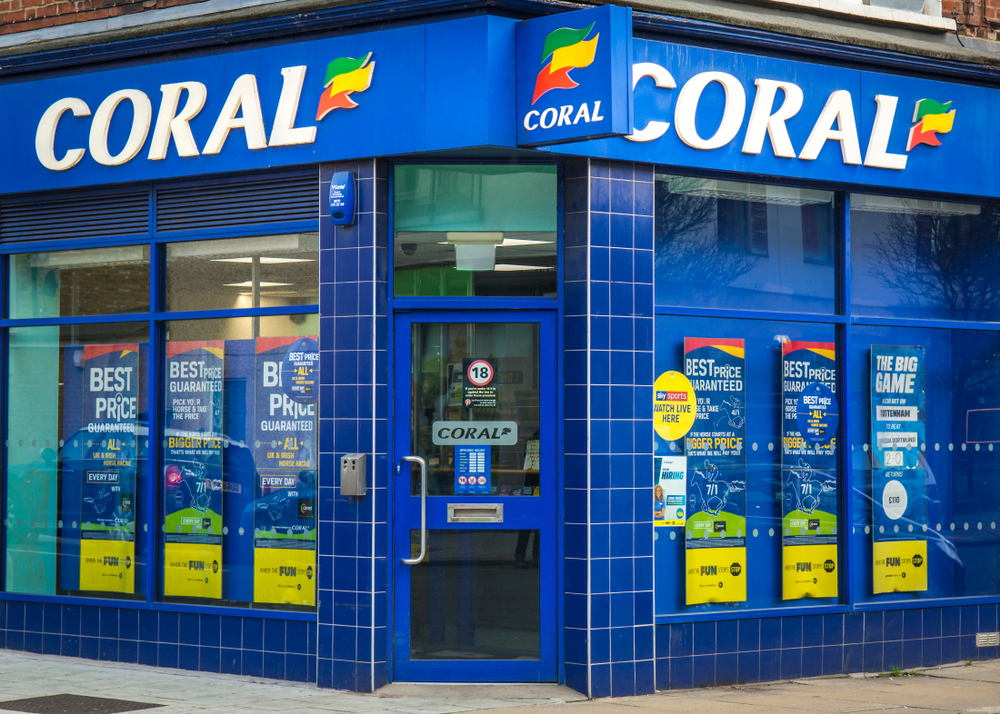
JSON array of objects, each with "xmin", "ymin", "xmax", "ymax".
[{"xmin": 755, "ymin": 0, "xmax": 956, "ymax": 32}]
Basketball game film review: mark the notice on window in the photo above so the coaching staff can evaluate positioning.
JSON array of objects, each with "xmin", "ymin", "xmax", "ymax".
[
  {"xmin": 254, "ymin": 336, "xmax": 318, "ymax": 607},
  {"xmin": 870, "ymin": 346, "xmax": 927, "ymax": 594},
  {"xmin": 654, "ymin": 455, "xmax": 686, "ymax": 527},
  {"xmin": 463, "ymin": 358, "xmax": 498, "ymax": 408},
  {"xmin": 162, "ymin": 341, "xmax": 224, "ymax": 599},
  {"xmin": 456, "ymin": 445, "xmax": 491, "ymax": 495},
  {"xmin": 683, "ymin": 338, "xmax": 747, "ymax": 605},
  {"xmin": 781, "ymin": 341, "xmax": 839, "ymax": 600},
  {"xmin": 79, "ymin": 344, "xmax": 139, "ymax": 594}
]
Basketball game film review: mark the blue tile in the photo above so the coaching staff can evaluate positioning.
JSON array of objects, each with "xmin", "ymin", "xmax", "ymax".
[
  {"xmin": 119, "ymin": 610, "xmax": 138, "ymax": 641},
  {"xmin": 922, "ymin": 637, "xmax": 942, "ymax": 668},
  {"xmin": 781, "ymin": 617, "xmax": 802, "ymax": 649},
  {"xmin": 24, "ymin": 632, "xmax": 42, "ymax": 654},
  {"xmin": 287, "ymin": 620, "xmax": 308, "ymax": 655},
  {"xmin": 42, "ymin": 604, "xmax": 61, "ymax": 634},
  {"xmin": 221, "ymin": 648, "xmax": 242, "ymax": 675},
  {"xmin": 610, "ymin": 179, "xmax": 633, "ymax": 215},
  {"xmin": 923, "ymin": 608, "xmax": 942, "ymax": 638},
  {"xmin": 138, "ymin": 611, "xmax": 157, "ymax": 641},
  {"xmin": 159, "ymin": 612, "xmax": 179, "ymax": 643},
  {"xmin": 980, "ymin": 604, "xmax": 998, "ymax": 632},
  {"xmin": 844, "ymin": 643, "xmax": 863, "ymax": 673},
  {"xmin": 634, "ymin": 181, "xmax": 654, "ymax": 216},
  {"xmin": 243, "ymin": 649, "xmax": 264, "ymax": 677},
  {"xmin": 824, "ymin": 614, "xmax": 844, "ymax": 645},
  {"xmin": 902, "ymin": 638, "xmax": 922, "ymax": 668},
  {"xmin": 761, "ymin": 617, "xmax": 781, "ymax": 650},
  {"xmin": 610, "ymin": 592, "xmax": 634, "ymax": 628},
  {"xmin": 25, "ymin": 603, "xmax": 43, "ymax": 632},
  {"xmin": 138, "ymin": 641, "xmax": 157, "ymax": 666},
  {"xmin": 611, "ymin": 627, "xmax": 634, "ymax": 662},
  {"xmin": 80, "ymin": 636, "xmax": 99, "ymax": 660},
  {"xmin": 592, "ymin": 628, "xmax": 611, "ymax": 664},
  {"xmin": 884, "ymin": 610, "xmax": 903, "ymax": 640},
  {"xmin": 611, "ymin": 663, "xmax": 636, "ymax": 698},
  {"xmin": 780, "ymin": 648, "xmax": 801, "ymax": 680},
  {"xmin": 198, "ymin": 646, "xmax": 221, "ymax": 673},
  {"xmin": 738, "ymin": 651, "xmax": 759, "ymax": 683},
  {"xmin": 864, "ymin": 611, "xmax": 883, "ymax": 642},
  {"xmin": 609, "ymin": 162, "xmax": 633, "ymax": 181},
  {"xmin": 179, "ymin": 644, "xmax": 199, "ymax": 671},
  {"xmin": 244, "ymin": 618, "xmax": 264, "ymax": 650},
  {"xmin": 864, "ymin": 642, "xmax": 883, "ymax": 673},
  {"xmin": 63, "ymin": 606, "xmax": 81, "ymax": 636},
  {"xmin": 693, "ymin": 622, "xmax": 716, "ymax": 655},
  {"xmin": 802, "ymin": 646, "xmax": 822, "ymax": 678},
  {"xmin": 178, "ymin": 613, "xmax": 199, "ymax": 645},
  {"xmin": 80, "ymin": 607, "xmax": 99, "ymax": 638},
  {"xmin": 61, "ymin": 635, "xmax": 80, "ymax": 658},
  {"xmin": 115, "ymin": 639, "xmax": 136, "ymax": 664},
  {"xmin": 221, "ymin": 616, "xmax": 241, "ymax": 649},
  {"xmin": 692, "ymin": 654, "xmax": 715, "ymax": 687},
  {"xmin": 636, "ymin": 659, "xmax": 655, "ymax": 695},
  {"xmin": 263, "ymin": 652, "xmax": 285, "ymax": 680},
  {"xmin": 803, "ymin": 616, "xmax": 823, "ymax": 647},
  {"xmin": 669, "ymin": 656, "xmax": 693, "ymax": 689},
  {"xmin": 591, "ymin": 177, "xmax": 610, "ymax": 213},
  {"xmin": 823, "ymin": 645, "xmax": 843, "ymax": 675},
  {"xmin": 717, "ymin": 620, "xmax": 737, "ymax": 653},
  {"xmin": 717, "ymin": 652, "xmax": 738, "ymax": 685},
  {"xmin": 158, "ymin": 643, "xmax": 178, "ymax": 669},
  {"xmin": 961, "ymin": 605, "xmax": 979, "ymax": 635},
  {"xmin": 634, "ymin": 591, "xmax": 653, "ymax": 626},
  {"xmin": 636, "ymin": 625, "xmax": 654, "ymax": 660},
  {"xmin": 670, "ymin": 622, "xmax": 693, "ymax": 657},
  {"xmin": 738, "ymin": 619, "xmax": 760, "ymax": 652},
  {"xmin": 591, "ymin": 663, "xmax": 611, "ymax": 699},
  {"xmin": 942, "ymin": 636, "xmax": 960, "ymax": 664},
  {"xmin": 287, "ymin": 653, "xmax": 309, "ymax": 682},
  {"xmin": 942, "ymin": 607, "xmax": 961, "ymax": 637},
  {"xmin": 265, "ymin": 620, "xmax": 286, "ymax": 652},
  {"xmin": 610, "ymin": 213, "xmax": 633, "ymax": 249},
  {"xmin": 903, "ymin": 609, "xmax": 922, "ymax": 640},
  {"xmin": 883, "ymin": 640, "xmax": 903, "ymax": 671},
  {"xmin": 610, "ymin": 249, "xmax": 632, "ymax": 283}
]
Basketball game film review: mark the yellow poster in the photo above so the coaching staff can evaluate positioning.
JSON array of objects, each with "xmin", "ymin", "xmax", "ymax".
[
  {"xmin": 873, "ymin": 540, "xmax": 927, "ymax": 593},
  {"xmin": 653, "ymin": 371, "xmax": 696, "ymax": 442},
  {"xmin": 163, "ymin": 542, "xmax": 222, "ymax": 598},
  {"xmin": 686, "ymin": 546, "xmax": 746, "ymax": 605},
  {"xmin": 782, "ymin": 543, "xmax": 838, "ymax": 599},
  {"xmin": 254, "ymin": 547, "xmax": 316, "ymax": 606},
  {"xmin": 79, "ymin": 538, "xmax": 134, "ymax": 594}
]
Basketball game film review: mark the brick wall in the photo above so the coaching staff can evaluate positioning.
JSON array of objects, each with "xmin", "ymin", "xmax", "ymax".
[
  {"xmin": 939, "ymin": 0, "xmax": 998, "ymax": 38},
  {"xmin": 0, "ymin": 0, "xmax": 211, "ymax": 35}
]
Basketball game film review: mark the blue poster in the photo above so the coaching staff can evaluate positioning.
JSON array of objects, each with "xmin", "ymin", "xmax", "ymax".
[
  {"xmin": 870, "ymin": 346, "xmax": 926, "ymax": 470},
  {"xmin": 782, "ymin": 341, "xmax": 838, "ymax": 471},
  {"xmin": 162, "ymin": 340, "xmax": 225, "ymax": 599},
  {"xmin": 456, "ymin": 446, "xmax": 491, "ymax": 495},
  {"xmin": 254, "ymin": 337, "xmax": 318, "ymax": 472},
  {"xmin": 79, "ymin": 343, "xmax": 139, "ymax": 593}
]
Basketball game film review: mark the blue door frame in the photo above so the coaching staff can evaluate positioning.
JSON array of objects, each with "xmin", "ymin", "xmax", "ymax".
[{"xmin": 391, "ymin": 309, "xmax": 559, "ymax": 682}]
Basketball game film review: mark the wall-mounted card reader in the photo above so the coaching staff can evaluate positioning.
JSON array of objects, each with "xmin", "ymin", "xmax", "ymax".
[
  {"xmin": 340, "ymin": 453, "xmax": 367, "ymax": 496},
  {"xmin": 329, "ymin": 171, "xmax": 356, "ymax": 226}
]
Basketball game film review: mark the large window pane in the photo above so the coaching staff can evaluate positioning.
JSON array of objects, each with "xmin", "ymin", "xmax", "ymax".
[
  {"xmin": 850, "ymin": 194, "xmax": 998, "ymax": 322},
  {"xmin": 161, "ymin": 314, "xmax": 318, "ymax": 610},
  {"xmin": 850, "ymin": 325, "xmax": 1000, "ymax": 602},
  {"xmin": 9, "ymin": 246, "xmax": 150, "ymax": 318},
  {"xmin": 394, "ymin": 165, "xmax": 558, "ymax": 297},
  {"xmin": 4, "ymin": 323, "xmax": 149, "ymax": 598},
  {"xmin": 655, "ymin": 175, "xmax": 837, "ymax": 313},
  {"xmin": 165, "ymin": 234, "xmax": 319, "ymax": 312}
]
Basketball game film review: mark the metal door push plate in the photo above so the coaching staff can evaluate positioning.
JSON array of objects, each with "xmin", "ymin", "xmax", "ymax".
[{"xmin": 447, "ymin": 503, "xmax": 504, "ymax": 523}]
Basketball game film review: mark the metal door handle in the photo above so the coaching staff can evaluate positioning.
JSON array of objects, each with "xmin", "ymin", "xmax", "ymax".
[{"xmin": 401, "ymin": 455, "xmax": 427, "ymax": 565}]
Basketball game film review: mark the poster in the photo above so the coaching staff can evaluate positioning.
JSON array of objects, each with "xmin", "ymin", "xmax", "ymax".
[
  {"xmin": 781, "ymin": 341, "xmax": 839, "ymax": 599},
  {"xmin": 79, "ymin": 344, "xmax": 139, "ymax": 593},
  {"xmin": 683, "ymin": 338, "xmax": 747, "ymax": 604},
  {"xmin": 254, "ymin": 336, "xmax": 318, "ymax": 606},
  {"xmin": 162, "ymin": 341, "xmax": 224, "ymax": 599},
  {"xmin": 463, "ymin": 357, "xmax": 498, "ymax": 408},
  {"xmin": 870, "ymin": 346, "xmax": 928, "ymax": 593},
  {"xmin": 654, "ymin": 455, "xmax": 687, "ymax": 526},
  {"xmin": 456, "ymin": 445, "xmax": 490, "ymax": 495}
]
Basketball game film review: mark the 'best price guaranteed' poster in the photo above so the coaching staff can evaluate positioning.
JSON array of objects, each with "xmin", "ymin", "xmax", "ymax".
[
  {"xmin": 253, "ymin": 337, "xmax": 318, "ymax": 607},
  {"xmin": 683, "ymin": 338, "xmax": 747, "ymax": 605},
  {"xmin": 871, "ymin": 346, "xmax": 928, "ymax": 593},
  {"xmin": 80, "ymin": 345, "xmax": 139, "ymax": 593},
  {"xmin": 163, "ymin": 341, "xmax": 224, "ymax": 599},
  {"xmin": 781, "ymin": 341, "xmax": 840, "ymax": 600}
]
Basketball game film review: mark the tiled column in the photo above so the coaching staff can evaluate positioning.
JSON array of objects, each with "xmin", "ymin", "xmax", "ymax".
[
  {"xmin": 563, "ymin": 159, "xmax": 656, "ymax": 698},
  {"xmin": 317, "ymin": 160, "xmax": 389, "ymax": 692}
]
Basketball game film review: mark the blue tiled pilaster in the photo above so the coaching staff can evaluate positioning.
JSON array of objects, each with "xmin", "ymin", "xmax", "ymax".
[{"xmin": 317, "ymin": 160, "xmax": 389, "ymax": 692}]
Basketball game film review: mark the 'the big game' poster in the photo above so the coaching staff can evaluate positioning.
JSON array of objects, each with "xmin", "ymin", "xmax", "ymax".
[
  {"xmin": 80, "ymin": 344, "xmax": 139, "ymax": 593},
  {"xmin": 253, "ymin": 336, "xmax": 318, "ymax": 606},
  {"xmin": 683, "ymin": 338, "xmax": 747, "ymax": 605},
  {"xmin": 781, "ymin": 341, "xmax": 839, "ymax": 600},
  {"xmin": 163, "ymin": 341, "xmax": 224, "ymax": 599},
  {"xmin": 871, "ymin": 346, "xmax": 928, "ymax": 593}
]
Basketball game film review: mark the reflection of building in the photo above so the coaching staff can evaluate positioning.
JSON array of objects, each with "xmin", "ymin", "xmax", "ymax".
[{"xmin": 2, "ymin": 0, "xmax": 1000, "ymax": 701}]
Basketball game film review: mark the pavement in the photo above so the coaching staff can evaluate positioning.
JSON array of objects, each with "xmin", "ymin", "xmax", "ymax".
[{"xmin": 0, "ymin": 650, "xmax": 997, "ymax": 714}]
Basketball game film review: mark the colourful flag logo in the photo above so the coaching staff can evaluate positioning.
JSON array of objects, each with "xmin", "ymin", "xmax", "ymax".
[
  {"xmin": 532, "ymin": 22, "xmax": 599, "ymax": 105},
  {"xmin": 316, "ymin": 53, "xmax": 374, "ymax": 121},
  {"xmin": 906, "ymin": 98, "xmax": 955, "ymax": 151}
]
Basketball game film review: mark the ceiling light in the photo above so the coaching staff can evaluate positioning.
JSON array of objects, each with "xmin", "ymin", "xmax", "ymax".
[
  {"xmin": 211, "ymin": 257, "xmax": 314, "ymax": 264},
  {"xmin": 224, "ymin": 281, "xmax": 293, "ymax": 287},
  {"xmin": 850, "ymin": 194, "xmax": 981, "ymax": 216},
  {"xmin": 493, "ymin": 264, "xmax": 553, "ymax": 271},
  {"xmin": 661, "ymin": 176, "xmax": 833, "ymax": 206}
]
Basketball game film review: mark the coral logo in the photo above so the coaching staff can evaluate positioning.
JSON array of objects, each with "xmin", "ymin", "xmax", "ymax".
[
  {"xmin": 317, "ymin": 53, "xmax": 375, "ymax": 120},
  {"xmin": 906, "ymin": 98, "xmax": 955, "ymax": 151},
  {"xmin": 532, "ymin": 23, "xmax": 599, "ymax": 104}
]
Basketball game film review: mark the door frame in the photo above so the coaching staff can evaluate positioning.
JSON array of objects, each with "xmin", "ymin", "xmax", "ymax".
[{"xmin": 389, "ymin": 309, "xmax": 560, "ymax": 683}]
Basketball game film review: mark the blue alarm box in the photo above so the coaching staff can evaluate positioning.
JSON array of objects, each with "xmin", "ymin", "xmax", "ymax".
[{"xmin": 329, "ymin": 171, "xmax": 356, "ymax": 226}]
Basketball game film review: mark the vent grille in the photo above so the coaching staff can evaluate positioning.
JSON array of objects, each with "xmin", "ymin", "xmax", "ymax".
[
  {"xmin": 156, "ymin": 172, "xmax": 318, "ymax": 233},
  {"xmin": 0, "ymin": 191, "xmax": 149, "ymax": 242},
  {"xmin": 976, "ymin": 632, "xmax": 999, "ymax": 647}
]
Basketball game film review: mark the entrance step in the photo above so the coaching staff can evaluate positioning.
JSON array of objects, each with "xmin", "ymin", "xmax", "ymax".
[{"xmin": 375, "ymin": 683, "xmax": 587, "ymax": 704}]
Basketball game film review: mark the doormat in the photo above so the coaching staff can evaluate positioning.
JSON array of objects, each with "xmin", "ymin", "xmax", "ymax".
[{"xmin": 0, "ymin": 694, "xmax": 162, "ymax": 714}]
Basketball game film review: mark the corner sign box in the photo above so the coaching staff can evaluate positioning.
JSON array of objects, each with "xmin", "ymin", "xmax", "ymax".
[
  {"xmin": 516, "ymin": 5, "xmax": 633, "ymax": 147},
  {"xmin": 329, "ymin": 171, "xmax": 356, "ymax": 226}
]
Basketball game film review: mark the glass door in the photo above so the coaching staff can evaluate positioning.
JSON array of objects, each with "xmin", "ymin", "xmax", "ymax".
[{"xmin": 392, "ymin": 311, "xmax": 557, "ymax": 682}]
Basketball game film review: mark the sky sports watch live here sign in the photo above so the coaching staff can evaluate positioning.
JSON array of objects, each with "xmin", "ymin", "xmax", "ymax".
[{"xmin": 516, "ymin": 5, "xmax": 633, "ymax": 146}]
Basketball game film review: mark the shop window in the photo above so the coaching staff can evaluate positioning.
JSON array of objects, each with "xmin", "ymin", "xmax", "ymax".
[
  {"xmin": 160, "ymin": 315, "xmax": 318, "ymax": 610},
  {"xmin": 165, "ymin": 234, "xmax": 319, "ymax": 311},
  {"xmin": 4, "ymin": 323, "xmax": 149, "ymax": 598},
  {"xmin": 652, "ymin": 315, "xmax": 841, "ymax": 614},
  {"xmin": 655, "ymin": 175, "xmax": 837, "ymax": 313},
  {"xmin": 850, "ymin": 194, "xmax": 998, "ymax": 322},
  {"xmin": 393, "ymin": 165, "xmax": 558, "ymax": 298},
  {"xmin": 9, "ymin": 246, "xmax": 150, "ymax": 318}
]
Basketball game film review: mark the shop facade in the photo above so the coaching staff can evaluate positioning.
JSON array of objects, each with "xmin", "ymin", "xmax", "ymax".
[{"xmin": 1, "ymin": 0, "xmax": 999, "ymax": 699}]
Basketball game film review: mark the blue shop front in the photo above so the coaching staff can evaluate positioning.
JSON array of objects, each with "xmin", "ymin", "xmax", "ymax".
[{"xmin": 1, "ymin": 0, "xmax": 999, "ymax": 698}]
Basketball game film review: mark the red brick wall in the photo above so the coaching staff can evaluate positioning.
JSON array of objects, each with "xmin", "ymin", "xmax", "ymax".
[
  {"xmin": 0, "ymin": 0, "xmax": 212, "ymax": 36},
  {"xmin": 936, "ymin": 0, "xmax": 996, "ymax": 38}
]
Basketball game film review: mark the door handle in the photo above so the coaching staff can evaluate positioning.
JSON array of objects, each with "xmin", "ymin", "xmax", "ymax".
[{"xmin": 400, "ymin": 455, "xmax": 427, "ymax": 565}]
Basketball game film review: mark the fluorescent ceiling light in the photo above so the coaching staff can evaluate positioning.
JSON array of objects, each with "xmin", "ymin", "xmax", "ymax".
[
  {"xmin": 662, "ymin": 176, "xmax": 833, "ymax": 206},
  {"xmin": 29, "ymin": 245, "xmax": 146, "ymax": 268},
  {"xmin": 850, "ymin": 194, "xmax": 981, "ymax": 216},
  {"xmin": 224, "ymin": 281, "xmax": 293, "ymax": 287},
  {"xmin": 446, "ymin": 231, "xmax": 505, "ymax": 245},
  {"xmin": 168, "ymin": 233, "xmax": 318, "ymax": 258},
  {"xmin": 493, "ymin": 264, "xmax": 553, "ymax": 271},
  {"xmin": 210, "ymin": 257, "xmax": 314, "ymax": 264},
  {"xmin": 437, "ymin": 238, "xmax": 553, "ymax": 247}
]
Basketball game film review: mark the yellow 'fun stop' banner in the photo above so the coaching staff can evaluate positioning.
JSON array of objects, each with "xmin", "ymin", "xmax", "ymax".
[
  {"xmin": 80, "ymin": 538, "xmax": 134, "ymax": 594},
  {"xmin": 873, "ymin": 540, "xmax": 927, "ymax": 593},
  {"xmin": 254, "ymin": 547, "xmax": 316, "ymax": 606},
  {"xmin": 686, "ymin": 546, "xmax": 746, "ymax": 605},
  {"xmin": 782, "ymin": 543, "xmax": 838, "ymax": 599},
  {"xmin": 164, "ymin": 542, "xmax": 222, "ymax": 598}
]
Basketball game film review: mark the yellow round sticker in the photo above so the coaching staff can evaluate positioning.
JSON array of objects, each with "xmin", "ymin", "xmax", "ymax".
[{"xmin": 653, "ymin": 371, "xmax": 697, "ymax": 441}]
